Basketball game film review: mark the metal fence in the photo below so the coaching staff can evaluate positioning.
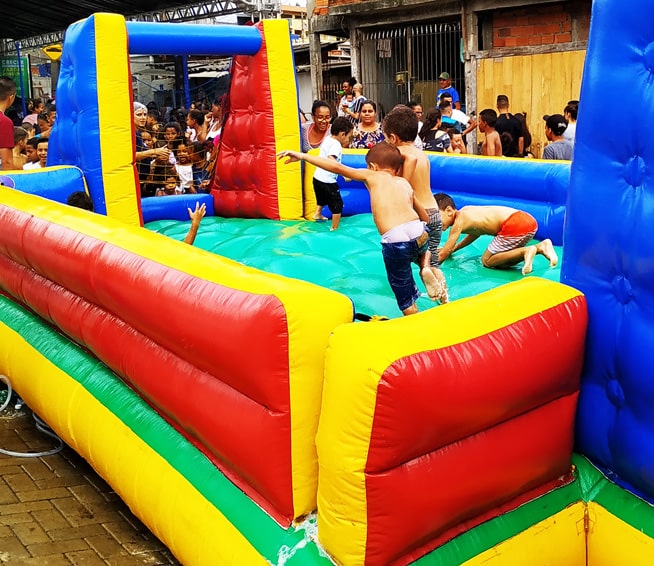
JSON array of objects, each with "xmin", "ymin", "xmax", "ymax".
[{"xmin": 358, "ymin": 20, "xmax": 464, "ymax": 118}]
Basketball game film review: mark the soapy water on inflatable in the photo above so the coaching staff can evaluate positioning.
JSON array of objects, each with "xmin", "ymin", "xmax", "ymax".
[{"xmin": 1, "ymin": 1, "xmax": 654, "ymax": 563}]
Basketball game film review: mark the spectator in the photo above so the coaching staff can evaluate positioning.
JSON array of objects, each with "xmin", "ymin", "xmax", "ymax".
[
  {"xmin": 67, "ymin": 191, "xmax": 94, "ymax": 211},
  {"xmin": 45, "ymin": 102, "xmax": 56, "ymax": 123},
  {"xmin": 563, "ymin": 103, "xmax": 578, "ymax": 146},
  {"xmin": 350, "ymin": 100, "xmax": 385, "ymax": 149},
  {"xmin": 439, "ymin": 93, "xmax": 477, "ymax": 137},
  {"xmin": 22, "ymin": 98, "xmax": 44, "ymax": 127},
  {"xmin": 155, "ymin": 170, "xmax": 182, "ymax": 196},
  {"xmin": 495, "ymin": 95, "xmax": 523, "ymax": 157},
  {"xmin": 135, "ymin": 102, "xmax": 170, "ymax": 196},
  {"xmin": 146, "ymin": 109, "xmax": 161, "ymax": 134},
  {"xmin": 300, "ymin": 100, "xmax": 332, "ymax": 153},
  {"xmin": 408, "ymin": 101, "xmax": 424, "ymax": 148},
  {"xmin": 514, "ymin": 112, "xmax": 534, "ymax": 158},
  {"xmin": 438, "ymin": 99, "xmax": 461, "ymax": 134},
  {"xmin": 185, "ymin": 109, "xmax": 205, "ymax": 143},
  {"xmin": 344, "ymin": 83, "xmax": 366, "ymax": 125},
  {"xmin": 0, "ymin": 76, "xmax": 17, "ymax": 171},
  {"xmin": 23, "ymin": 137, "xmax": 40, "ymax": 169},
  {"xmin": 162, "ymin": 121, "xmax": 184, "ymax": 161},
  {"xmin": 436, "ymin": 72, "xmax": 461, "ymax": 110},
  {"xmin": 447, "ymin": 128, "xmax": 467, "ymax": 154},
  {"xmin": 146, "ymin": 142, "xmax": 176, "ymax": 195},
  {"xmin": 419, "ymin": 108, "xmax": 452, "ymax": 153},
  {"xmin": 35, "ymin": 136, "xmax": 49, "ymax": 168},
  {"xmin": 542, "ymin": 114, "xmax": 573, "ymax": 160},
  {"xmin": 190, "ymin": 141, "xmax": 212, "ymax": 193},
  {"xmin": 478, "ymin": 109, "xmax": 502, "ymax": 156},
  {"xmin": 20, "ymin": 122, "xmax": 36, "ymax": 138},
  {"xmin": 175, "ymin": 143, "xmax": 195, "ymax": 194},
  {"xmin": 205, "ymin": 96, "xmax": 224, "ymax": 145},
  {"xmin": 337, "ymin": 77, "xmax": 356, "ymax": 117},
  {"xmin": 12, "ymin": 126, "xmax": 28, "ymax": 169},
  {"xmin": 36, "ymin": 111, "xmax": 53, "ymax": 138}
]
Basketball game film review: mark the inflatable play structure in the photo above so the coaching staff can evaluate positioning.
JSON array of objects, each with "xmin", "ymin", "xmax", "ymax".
[{"xmin": 1, "ymin": 0, "xmax": 654, "ymax": 563}]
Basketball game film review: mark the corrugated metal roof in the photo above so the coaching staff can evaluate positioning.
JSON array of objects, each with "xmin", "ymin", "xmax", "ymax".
[{"xmin": 1, "ymin": 1, "xmax": 201, "ymax": 41}]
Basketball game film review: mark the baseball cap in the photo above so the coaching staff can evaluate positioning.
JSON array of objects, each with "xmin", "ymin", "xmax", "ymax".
[
  {"xmin": 543, "ymin": 114, "xmax": 568, "ymax": 136},
  {"xmin": 438, "ymin": 72, "xmax": 450, "ymax": 80}
]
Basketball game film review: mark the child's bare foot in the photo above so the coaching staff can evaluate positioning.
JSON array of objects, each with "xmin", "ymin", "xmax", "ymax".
[
  {"xmin": 537, "ymin": 238, "xmax": 559, "ymax": 267},
  {"xmin": 522, "ymin": 245, "xmax": 537, "ymax": 275},
  {"xmin": 313, "ymin": 214, "xmax": 328, "ymax": 222},
  {"xmin": 432, "ymin": 267, "xmax": 449, "ymax": 304},
  {"xmin": 420, "ymin": 267, "xmax": 439, "ymax": 301},
  {"xmin": 421, "ymin": 268, "xmax": 449, "ymax": 304}
]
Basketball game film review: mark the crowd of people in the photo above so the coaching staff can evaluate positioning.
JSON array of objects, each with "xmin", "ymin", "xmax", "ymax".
[
  {"xmin": 305, "ymin": 76, "xmax": 578, "ymax": 162},
  {"xmin": 0, "ymin": 76, "xmax": 56, "ymax": 172},
  {"xmin": 133, "ymin": 97, "xmax": 225, "ymax": 198},
  {"xmin": 1, "ymin": 72, "xmax": 570, "ymax": 315}
]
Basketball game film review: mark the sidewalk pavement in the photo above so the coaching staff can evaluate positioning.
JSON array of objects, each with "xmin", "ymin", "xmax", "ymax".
[{"xmin": 0, "ymin": 404, "xmax": 181, "ymax": 565}]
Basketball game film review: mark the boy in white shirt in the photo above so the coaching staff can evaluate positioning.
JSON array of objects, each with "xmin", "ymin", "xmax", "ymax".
[{"xmin": 312, "ymin": 116, "xmax": 354, "ymax": 231}]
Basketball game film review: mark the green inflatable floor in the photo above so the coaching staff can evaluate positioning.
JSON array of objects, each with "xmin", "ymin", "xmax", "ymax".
[{"xmin": 147, "ymin": 214, "xmax": 562, "ymax": 320}]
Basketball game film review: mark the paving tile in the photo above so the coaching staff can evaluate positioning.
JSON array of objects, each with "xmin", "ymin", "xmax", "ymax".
[
  {"xmin": 0, "ymin": 524, "xmax": 13, "ymax": 537},
  {"xmin": 0, "ymin": 533, "xmax": 32, "ymax": 561},
  {"xmin": 0, "ymin": 481, "xmax": 19, "ymax": 505},
  {"xmin": 16, "ymin": 487, "xmax": 71, "ymax": 503},
  {"xmin": 0, "ymin": 512, "xmax": 36, "ymax": 525},
  {"xmin": 1, "ymin": 408, "xmax": 180, "ymax": 565},
  {"xmin": 5, "ymin": 556, "xmax": 73, "ymax": 565},
  {"xmin": 27, "ymin": 538, "xmax": 90, "ymax": 556},
  {"xmin": 31, "ymin": 507, "xmax": 71, "ymax": 531},
  {"xmin": 85, "ymin": 533, "xmax": 129, "ymax": 558},
  {"xmin": 4, "ymin": 472, "xmax": 38, "ymax": 493},
  {"xmin": 66, "ymin": 549, "xmax": 108, "ymax": 566},
  {"xmin": 50, "ymin": 497, "xmax": 98, "ymax": 527},
  {"xmin": 21, "ymin": 460, "xmax": 55, "ymax": 481},
  {"xmin": 12, "ymin": 519, "xmax": 51, "ymax": 545},
  {"xmin": 48, "ymin": 525, "xmax": 106, "ymax": 542},
  {"xmin": 0, "ymin": 500, "xmax": 53, "ymax": 516}
]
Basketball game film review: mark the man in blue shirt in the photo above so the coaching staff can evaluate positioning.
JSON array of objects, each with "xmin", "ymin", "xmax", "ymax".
[{"xmin": 436, "ymin": 72, "xmax": 460, "ymax": 110}]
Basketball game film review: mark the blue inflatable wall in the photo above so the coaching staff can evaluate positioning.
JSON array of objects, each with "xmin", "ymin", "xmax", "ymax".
[
  {"xmin": 332, "ymin": 152, "xmax": 569, "ymax": 245},
  {"xmin": 561, "ymin": 0, "xmax": 654, "ymax": 500}
]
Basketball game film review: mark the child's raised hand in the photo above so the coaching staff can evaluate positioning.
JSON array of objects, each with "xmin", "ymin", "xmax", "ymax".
[
  {"xmin": 277, "ymin": 150, "xmax": 302, "ymax": 164},
  {"xmin": 187, "ymin": 202, "xmax": 206, "ymax": 225}
]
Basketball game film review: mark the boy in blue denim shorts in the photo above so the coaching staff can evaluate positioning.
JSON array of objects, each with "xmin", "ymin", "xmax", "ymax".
[{"xmin": 279, "ymin": 141, "xmax": 440, "ymax": 316}]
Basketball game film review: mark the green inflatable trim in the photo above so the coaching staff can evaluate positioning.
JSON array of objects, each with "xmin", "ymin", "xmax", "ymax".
[
  {"xmin": 0, "ymin": 294, "xmax": 329, "ymax": 565},
  {"xmin": 573, "ymin": 454, "xmax": 654, "ymax": 537}
]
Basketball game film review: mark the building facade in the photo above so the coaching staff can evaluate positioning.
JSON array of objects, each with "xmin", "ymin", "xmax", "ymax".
[{"xmin": 308, "ymin": 0, "xmax": 591, "ymax": 155}]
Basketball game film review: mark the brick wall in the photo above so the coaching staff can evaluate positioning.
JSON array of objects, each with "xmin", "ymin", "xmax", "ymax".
[{"xmin": 493, "ymin": 1, "xmax": 590, "ymax": 48}]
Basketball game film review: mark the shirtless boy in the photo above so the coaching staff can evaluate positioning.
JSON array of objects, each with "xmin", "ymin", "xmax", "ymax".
[
  {"xmin": 478, "ymin": 108, "xmax": 502, "ymax": 157},
  {"xmin": 382, "ymin": 105, "xmax": 448, "ymax": 303},
  {"xmin": 435, "ymin": 193, "xmax": 558, "ymax": 275},
  {"xmin": 278, "ymin": 142, "xmax": 440, "ymax": 316}
]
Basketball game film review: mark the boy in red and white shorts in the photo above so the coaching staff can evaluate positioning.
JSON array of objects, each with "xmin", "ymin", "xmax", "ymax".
[{"xmin": 435, "ymin": 192, "xmax": 559, "ymax": 275}]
